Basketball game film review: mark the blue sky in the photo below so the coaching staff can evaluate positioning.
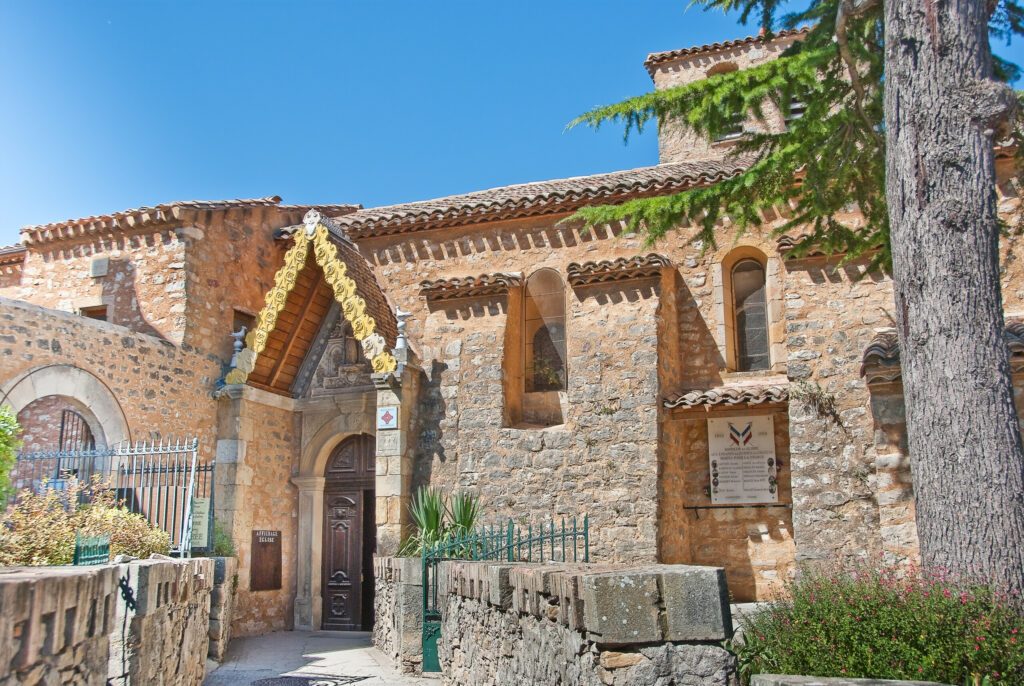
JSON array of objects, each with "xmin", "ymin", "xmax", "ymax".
[{"xmin": 2, "ymin": 1, "xmax": 1023, "ymax": 246}]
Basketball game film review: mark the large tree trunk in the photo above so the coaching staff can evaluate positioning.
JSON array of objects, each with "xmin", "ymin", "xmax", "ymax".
[{"xmin": 884, "ymin": 0, "xmax": 1024, "ymax": 595}]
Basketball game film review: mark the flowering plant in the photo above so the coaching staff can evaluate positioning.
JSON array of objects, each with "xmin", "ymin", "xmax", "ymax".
[{"xmin": 730, "ymin": 563, "xmax": 1024, "ymax": 685}]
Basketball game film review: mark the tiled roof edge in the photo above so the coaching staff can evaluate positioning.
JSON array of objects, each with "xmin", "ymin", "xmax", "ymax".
[
  {"xmin": 567, "ymin": 254, "xmax": 671, "ymax": 287},
  {"xmin": 419, "ymin": 273, "xmax": 524, "ymax": 301},
  {"xmin": 644, "ymin": 27, "xmax": 810, "ymax": 76},
  {"xmin": 664, "ymin": 384, "xmax": 790, "ymax": 409},
  {"xmin": 337, "ymin": 161, "xmax": 751, "ymax": 240},
  {"xmin": 20, "ymin": 198, "xmax": 361, "ymax": 246}
]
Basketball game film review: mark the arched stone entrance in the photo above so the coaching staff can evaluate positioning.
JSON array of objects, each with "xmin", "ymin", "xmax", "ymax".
[
  {"xmin": 0, "ymin": 364, "xmax": 130, "ymax": 448},
  {"xmin": 321, "ymin": 434, "xmax": 376, "ymax": 630}
]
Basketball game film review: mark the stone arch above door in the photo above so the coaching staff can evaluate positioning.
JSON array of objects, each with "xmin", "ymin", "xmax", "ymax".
[{"xmin": 0, "ymin": 364, "xmax": 130, "ymax": 448}]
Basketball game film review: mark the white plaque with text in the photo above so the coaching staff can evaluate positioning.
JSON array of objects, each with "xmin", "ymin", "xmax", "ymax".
[{"xmin": 707, "ymin": 415, "xmax": 778, "ymax": 505}]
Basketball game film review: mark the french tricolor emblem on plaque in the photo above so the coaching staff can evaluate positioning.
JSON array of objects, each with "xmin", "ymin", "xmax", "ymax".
[{"xmin": 728, "ymin": 422, "xmax": 752, "ymax": 446}]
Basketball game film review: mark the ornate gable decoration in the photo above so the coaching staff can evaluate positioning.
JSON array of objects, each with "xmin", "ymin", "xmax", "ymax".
[
  {"xmin": 861, "ymin": 321, "xmax": 1024, "ymax": 384},
  {"xmin": 224, "ymin": 211, "xmax": 397, "ymax": 386},
  {"xmin": 419, "ymin": 273, "xmax": 523, "ymax": 302},
  {"xmin": 566, "ymin": 254, "xmax": 671, "ymax": 287},
  {"xmin": 664, "ymin": 384, "xmax": 790, "ymax": 410}
]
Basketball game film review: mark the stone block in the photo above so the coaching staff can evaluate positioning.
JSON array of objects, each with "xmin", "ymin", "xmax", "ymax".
[
  {"xmin": 580, "ymin": 571, "xmax": 662, "ymax": 645},
  {"xmin": 658, "ymin": 565, "xmax": 733, "ymax": 641}
]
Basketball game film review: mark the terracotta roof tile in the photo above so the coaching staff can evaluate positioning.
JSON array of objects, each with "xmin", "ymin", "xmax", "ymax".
[
  {"xmin": 20, "ymin": 197, "xmax": 360, "ymax": 246},
  {"xmin": 643, "ymin": 27, "xmax": 809, "ymax": 76},
  {"xmin": 419, "ymin": 273, "xmax": 523, "ymax": 301},
  {"xmin": 861, "ymin": 321, "xmax": 1024, "ymax": 382},
  {"xmin": 567, "ymin": 254, "xmax": 671, "ymax": 287},
  {"xmin": 664, "ymin": 384, "xmax": 789, "ymax": 409},
  {"xmin": 0, "ymin": 244, "xmax": 26, "ymax": 265},
  {"xmin": 332, "ymin": 159, "xmax": 752, "ymax": 239},
  {"xmin": 318, "ymin": 217, "xmax": 398, "ymax": 347}
]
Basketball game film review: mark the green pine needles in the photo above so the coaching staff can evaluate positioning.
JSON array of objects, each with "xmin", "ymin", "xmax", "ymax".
[{"xmin": 568, "ymin": 0, "xmax": 1024, "ymax": 271}]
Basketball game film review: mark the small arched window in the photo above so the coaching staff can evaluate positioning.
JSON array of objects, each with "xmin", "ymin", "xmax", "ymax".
[
  {"xmin": 524, "ymin": 269, "xmax": 566, "ymax": 392},
  {"xmin": 732, "ymin": 259, "xmax": 770, "ymax": 371},
  {"xmin": 706, "ymin": 62, "xmax": 744, "ymax": 142}
]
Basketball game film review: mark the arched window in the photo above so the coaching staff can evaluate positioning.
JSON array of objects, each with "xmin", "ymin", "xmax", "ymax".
[
  {"xmin": 706, "ymin": 62, "xmax": 744, "ymax": 141},
  {"xmin": 732, "ymin": 259, "xmax": 770, "ymax": 371},
  {"xmin": 524, "ymin": 269, "xmax": 566, "ymax": 392}
]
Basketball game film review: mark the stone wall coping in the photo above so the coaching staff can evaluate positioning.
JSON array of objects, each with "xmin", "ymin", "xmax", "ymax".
[
  {"xmin": 438, "ymin": 560, "xmax": 733, "ymax": 646},
  {"xmin": 751, "ymin": 676, "xmax": 949, "ymax": 686},
  {"xmin": 374, "ymin": 555, "xmax": 423, "ymax": 585}
]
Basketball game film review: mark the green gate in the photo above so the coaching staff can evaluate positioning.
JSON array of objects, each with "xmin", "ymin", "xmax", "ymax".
[{"xmin": 421, "ymin": 516, "xmax": 589, "ymax": 672}]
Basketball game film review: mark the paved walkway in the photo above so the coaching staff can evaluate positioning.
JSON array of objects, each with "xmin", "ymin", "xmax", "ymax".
[{"xmin": 204, "ymin": 631, "xmax": 433, "ymax": 686}]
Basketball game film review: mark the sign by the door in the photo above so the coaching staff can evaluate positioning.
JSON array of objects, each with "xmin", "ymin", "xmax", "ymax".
[
  {"xmin": 707, "ymin": 415, "xmax": 778, "ymax": 505},
  {"xmin": 377, "ymin": 406, "xmax": 399, "ymax": 430},
  {"xmin": 190, "ymin": 497, "xmax": 210, "ymax": 549},
  {"xmin": 250, "ymin": 530, "xmax": 282, "ymax": 591}
]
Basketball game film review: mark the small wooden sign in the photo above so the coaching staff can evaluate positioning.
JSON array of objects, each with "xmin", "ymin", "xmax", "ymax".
[{"xmin": 250, "ymin": 530, "xmax": 282, "ymax": 591}]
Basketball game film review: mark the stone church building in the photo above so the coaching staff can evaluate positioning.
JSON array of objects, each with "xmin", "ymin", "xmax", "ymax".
[{"xmin": 2, "ymin": 29, "xmax": 1023, "ymax": 637}]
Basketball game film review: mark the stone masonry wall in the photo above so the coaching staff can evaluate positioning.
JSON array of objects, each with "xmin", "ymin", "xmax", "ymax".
[
  {"xmin": 3, "ymin": 229, "xmax": 189, "ymax": 342},
  {"xmin": 107, "ymin": 557, "xmax": 214, "ymax": 686},
  {"xmin": 0, "ymin": 297, "xmax": 223, "ymax": 463},
  {"xmin": 361, "ymin": 221, "xmax": 669, "ymax": 564},
  {"xmin": 437, "ymin": 560, "xmax": 738, "ymax": 686},
  {"xmin": 222, "ymin": 397, "xmax": 300, "ymax": 637},
  {"xmin": 0, "ymin": 565, "xmax": 117, "ymax": 686},
  {"xmin": 208, "ymin": 556, "xmax": 239, "ymax": 662},
  {"xmin": 648, "ymin": 34, "xmax": 802, "ymax": 165},
  {"xmin": 0, "ymin": 558, "xmax": 214, "ymax": 686},
  {"xmin": 661, "ymin": 407, "xmax": 796, "ymax": 601},
  {"xmin": 372, "ymin": 556, "xmax": 423, "ymax": 674}
]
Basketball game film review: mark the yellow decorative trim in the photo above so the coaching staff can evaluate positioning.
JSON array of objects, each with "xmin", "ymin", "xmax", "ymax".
[{"xmin": 223, "ymin": 222, "xmax": 397, "ymax": 387}]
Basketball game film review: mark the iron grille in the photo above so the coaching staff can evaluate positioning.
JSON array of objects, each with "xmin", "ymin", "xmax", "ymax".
[{"xmin": 13, "ymin": 438, "xmax": 213, "ymax": 556}]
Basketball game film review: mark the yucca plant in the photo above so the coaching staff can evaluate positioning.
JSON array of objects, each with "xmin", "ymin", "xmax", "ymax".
[
  {"xmin": 398, "ymin": 486, "xmax": 447, "ymax": 556},
  {"xmin": 397, "ymin": 486, "xmax": 481, "ymax": 556},
  {"xmin": 448, "ymin": 491, "xmax": 480, "ymax": 537}
]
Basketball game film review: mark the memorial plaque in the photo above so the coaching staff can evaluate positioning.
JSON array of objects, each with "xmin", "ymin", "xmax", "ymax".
[
  {"xmin": 707, "ymin": 415, "xmax": 778, "ymax": 505},
  {"xmin": 190, "ymin": 497, "xmax": 210, "ymax": 549},
  {"xmin": 251, "ymin": 530, "xmax": 282, "ymax": 591}
]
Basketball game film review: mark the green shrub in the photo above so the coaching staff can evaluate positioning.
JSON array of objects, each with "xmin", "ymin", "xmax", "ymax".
[
  {"xmin": 0, "ymin": 478, "xmax": 169, "ymax": 565},
  {"xmin": 212, "ymin": 520, "xmax": 236, "ymax": 557},
  {"xmin": 397, "ymin": 486, "xmax": 480, "ymax": 556},
  {"xmin": 731, "ymin": 564, "xmax": 1024, "ymax": 686},
  {"xmin": 0, "ymin": 406, "xmax": 22, "ymax": 503}
]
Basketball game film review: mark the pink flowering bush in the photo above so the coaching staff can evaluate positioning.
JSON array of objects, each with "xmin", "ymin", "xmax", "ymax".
[{"xmin": 731, "ymin": 565, "xmax": 1024, "ymax": 685}]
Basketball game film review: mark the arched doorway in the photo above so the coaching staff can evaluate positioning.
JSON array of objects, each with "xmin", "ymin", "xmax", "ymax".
[{"xmin": 322, "ymin": 433, "xmax": 376, "ymax": 630}]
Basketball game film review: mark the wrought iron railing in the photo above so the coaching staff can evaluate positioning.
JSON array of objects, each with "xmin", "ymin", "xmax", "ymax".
[
  {"xmin": 420, "ymin": 516, "xmax": 589, "ymax": 672},
  {"xmin": 12, "ymin": 438, "xmax": 212, "ymax": 556}
]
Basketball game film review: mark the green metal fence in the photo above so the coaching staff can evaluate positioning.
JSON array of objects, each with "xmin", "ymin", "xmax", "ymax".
[
  {"xmin": 73, "ymin": 533, "xmax": 111, "ymax": 566},
  {"xmin": 421, "ymin": 516, "xmax": 589, "ymax": 672}
]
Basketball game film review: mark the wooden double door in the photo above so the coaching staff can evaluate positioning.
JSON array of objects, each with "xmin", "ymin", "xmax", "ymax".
[{"xmin": 322, "ymin": 434, "xmax": 376, "ymax": 631}]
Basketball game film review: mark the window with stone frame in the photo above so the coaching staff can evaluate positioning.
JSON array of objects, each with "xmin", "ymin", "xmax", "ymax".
[
  {"xmin": 731, "ymin": 259, "xmax": 770, "ymax": 371},
  {"xmin": 523, "ymin": 269, "xmax": 567, "ymax": 392},
  {"xmin": 707, "ymin": 62, "xmax": 745, "ymax": 142}
]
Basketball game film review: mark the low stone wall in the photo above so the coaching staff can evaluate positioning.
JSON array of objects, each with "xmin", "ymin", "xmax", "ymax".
[
  {"xmin": 1, "ymin": 557, "xmax": 218, "ymax": 686},
  {"xmin": 107, "ymin": 557, "xmax": 214, "ymax": 686},
  {"xmin": 0, "ymin": 565, "xmax": 117, "ymax": 686},
  {"xmin": 372, "ymin": 556, "xmax": 423, "ymax": 674},
  {"xmin": 208, "ymin": 557, "xmax": 238, "ymax": 662},
  {"xmin": 437, "ymin": 561, "xmax": 739, "ymax": 686}
]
